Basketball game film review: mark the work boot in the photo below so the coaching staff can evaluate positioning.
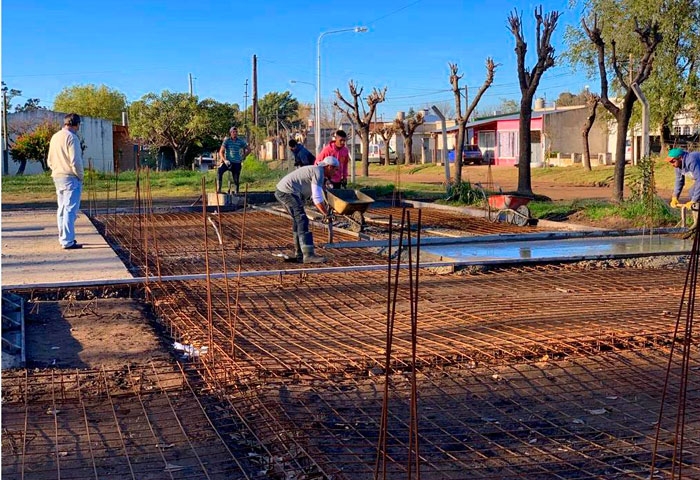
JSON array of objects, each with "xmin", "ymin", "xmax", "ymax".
[
  {"xmin": 301, "ymin": 232, "xmax": 326, "ymax": 264},
  {"xmin": 685, "ymin": 205, "xmax": 700, "ymax": 239},
  {"xmin": 283, "ymin": 233, "xmax": 304, "ymax": 263}
]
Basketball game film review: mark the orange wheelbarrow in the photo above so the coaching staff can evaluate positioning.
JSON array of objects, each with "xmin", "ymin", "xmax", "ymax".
[{"xmin": 487, "ymin": 194, "xmax": 533, "ymax": 226}]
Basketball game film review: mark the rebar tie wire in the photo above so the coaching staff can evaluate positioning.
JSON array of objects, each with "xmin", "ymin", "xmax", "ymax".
[{"xmin": 651, "ymin": 222, "xmax": 698, "ymax": 479}]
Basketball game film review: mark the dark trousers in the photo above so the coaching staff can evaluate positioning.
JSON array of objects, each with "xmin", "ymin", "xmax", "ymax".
[
  {"xmin": 274, "ymin": 190, "xmax": 309, "ymax": 238},
  {"xmin": 217, "ymin": 162, "xmax": 242, "ymax": 192}
]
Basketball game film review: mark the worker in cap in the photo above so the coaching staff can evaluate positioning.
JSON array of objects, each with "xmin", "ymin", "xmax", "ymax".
[
  {"xmin": 274, "ymin": 156, "xmax": 339, "ymax": 263},
  {"xmin": 668, "ymin": 147, "xmax": 700, "ymax": 237}
]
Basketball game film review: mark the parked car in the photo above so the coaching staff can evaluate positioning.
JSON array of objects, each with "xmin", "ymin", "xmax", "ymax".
[
  {"xmin": 368, "ymin": 143, "xmax": 398, "ymax": 164},
  {"xmin": 462, "ymin": 144, "xmax": 485, "ymax": 165},
  {"xmin": 194, "ymin": 153, "xmax": 216, "ymax": 171},
  {"xmin": 448, "ymin": 145, "xmax": 487, "ymax": 165}
]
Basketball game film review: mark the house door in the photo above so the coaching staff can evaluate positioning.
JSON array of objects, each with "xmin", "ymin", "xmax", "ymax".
[
  {"xmin": 422, "ymin": 137, "xmax": 430, "ymax": 164},
  {"xmin": 531, "ymin": 130, "xmax": 543, "ymax": 165},
  {"xmin": 478, "ymin": 131, "xmax": 496, "ymax": 164}
]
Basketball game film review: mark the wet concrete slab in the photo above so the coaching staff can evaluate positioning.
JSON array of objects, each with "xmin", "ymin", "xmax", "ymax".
[
  {"xmin": 1, "ymin": 209, "xmax": 132, "ymax": 288},
  {"xmin": 422, "ymin": 233, "xmax": 693, "ymax": 263}
]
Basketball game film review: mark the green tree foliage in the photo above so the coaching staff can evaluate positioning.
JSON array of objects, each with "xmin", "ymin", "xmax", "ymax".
[
  {"xmin": 53, "ymin": 84, "xmax": 127, "ymax": 123},
  {"xmin": 554, "ymin": 90, "xmax": 588, "ymax": 106},
  {"xmin": 15, "ymin": 98, "xmax": 46, "ymax": 112},
  {"xmin": 128, "ymin": 91, "xmax": 205, "ymax": 168},
  {"xmin": 640, "ymin": 0, "xmax": 700, "ymax": 142},
  {"xmin": 10, "ymin": 121, "xmax": 59, "ymax": 173},
  {"xmin": 257, "ymin": 91, "xmax": 299, "ymax": 138},
  {"xmin": 197, "ymin": 98, "xmax": 241, "ymax": 153},
  {"xmin": 565, "ymin": 0, "xmax": 698, "ymax": 173}
]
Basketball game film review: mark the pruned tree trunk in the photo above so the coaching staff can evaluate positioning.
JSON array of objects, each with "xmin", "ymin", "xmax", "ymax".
[
  {"xmin": 508, "ymin": 6, "xmax": 560, "ymax": 197},
  {"xmin": 15, "ymin": 159, "xmax": 27, "ymax": 175},
  {"xmin": 372, "ymin": 124, "xmax": 396, "ymax": 166},
  {"xmin": 334, "ymin": 81, "xmax": 387, "ymax": 177},
  {"xmin": 394, "ymin": 113, "xmax": 425, "ymax": 167},
  {"xmin": 581, "ymin": 92, "xmax": 600, "ymax": 171},
  {"xmin": 449, "ymin": 59, "xmax": 496, "ymax": 184},
  {"xmin": 582, "ymin": 14, "xmax": 661, "ymax": 201}
]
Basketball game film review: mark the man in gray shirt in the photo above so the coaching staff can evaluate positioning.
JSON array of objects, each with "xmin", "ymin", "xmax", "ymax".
[{"xmin": 275, "ymin": 156, "xmax": 339, "ymax": 263}]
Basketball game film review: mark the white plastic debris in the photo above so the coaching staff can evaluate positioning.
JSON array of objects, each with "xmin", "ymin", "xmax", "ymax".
[
  {"xmin": 173, "ymin": 342, "xmax": 208, "ymax": 359},
  {"xmin": 587, "ymin": 408, "xmax": 608, "ymax": 415}
]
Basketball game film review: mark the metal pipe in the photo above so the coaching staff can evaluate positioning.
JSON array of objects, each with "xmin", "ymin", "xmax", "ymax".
[
  {"xmin": 431, "ymin": 105, "xmax": 450, "ymax": 184},
  {"xmin": 631, "ymin": 82, "xmax": 650, "ymax": 160}
]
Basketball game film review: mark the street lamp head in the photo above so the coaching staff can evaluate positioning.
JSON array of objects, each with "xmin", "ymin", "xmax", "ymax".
[{"xmin": 355, "ymin": 26, "xmax": 368, "ymax": 33}]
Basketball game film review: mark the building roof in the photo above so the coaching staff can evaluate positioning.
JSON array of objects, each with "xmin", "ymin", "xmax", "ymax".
[{"xmin": 426, "ymin": 105, "xmax": 587, "ymax": 134}]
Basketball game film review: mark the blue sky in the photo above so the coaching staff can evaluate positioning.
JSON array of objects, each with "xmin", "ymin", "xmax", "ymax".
[{"xmin": 2, "ymin": 0, "xmax": 591, "ymax": 121}]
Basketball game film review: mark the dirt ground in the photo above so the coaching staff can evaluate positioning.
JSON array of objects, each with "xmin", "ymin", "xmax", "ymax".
[
  {"xmin": 24, "ymin": 298, "xmax": 171, "ymax": 370},
  {"xmin": 369, "ymin": 164, "xmax": 675, "ymax": 202}
]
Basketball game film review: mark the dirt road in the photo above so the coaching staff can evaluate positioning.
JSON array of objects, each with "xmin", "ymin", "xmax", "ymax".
[{"xmin": 365, "ymin": 164, "xmax": 617, "ymax": 201}]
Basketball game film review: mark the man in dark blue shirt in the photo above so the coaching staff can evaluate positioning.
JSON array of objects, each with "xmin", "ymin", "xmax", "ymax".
[
  {"xmin": 288, "ymin": 139, "xmax": 315, "ymax": 167},
  {"xmin": 669, "ymin": 147, "xmax": 700, "ymax": 236}
]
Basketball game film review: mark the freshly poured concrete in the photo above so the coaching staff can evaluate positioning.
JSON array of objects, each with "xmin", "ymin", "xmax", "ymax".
[{"xmin": 421, "ymin": 234, "xmax": 692, "ymax": 262}]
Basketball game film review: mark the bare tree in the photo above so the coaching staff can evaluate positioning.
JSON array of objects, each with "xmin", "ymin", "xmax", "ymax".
[
  {"xmin": 394, "ymin": 112, "xmax": 425, "ymax": 165},
  {"xmin": 334, "ymin": 81, "xmax": 387, "ymax": 177},
  {"xmin": 581, "ymin": 91, "xmax": 601, "ymax": 171},
  {"xmin": 449, "ymin": 58, "xmax": 497, "ymax": 184},
  {"xmin": 371, "ymin": 123, "xmax": 397, "ymax": 166},
  {"xmin": 582, "ymin": 14, "xmax": 661, "ymax": 201},
  {"xmin": 508, "ymin": 6, "xmax": 560, "ymax": 196}
]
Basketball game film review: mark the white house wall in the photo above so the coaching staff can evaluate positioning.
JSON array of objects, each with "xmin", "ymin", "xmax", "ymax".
[{"xmin": 5, "ymin": 110, "xmax": 113, "ymax": 176}]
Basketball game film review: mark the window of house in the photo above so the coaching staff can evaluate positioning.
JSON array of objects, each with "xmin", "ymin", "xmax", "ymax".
[
  {"xmin": 497, "ymin": 131, "xmax": 518, "ymax": 158},
  {"xmin": 674, "ymin": 126, "xmax": 682, "ymax": 135},
  {"xmin": 683, "ymin": 126, "xmax": 691, "ymax": 135}
]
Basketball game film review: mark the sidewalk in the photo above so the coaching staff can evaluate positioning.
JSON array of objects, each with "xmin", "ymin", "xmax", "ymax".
[{"xmin": 2, "ymin": 209, "xmax": 132, "ymax": 288}]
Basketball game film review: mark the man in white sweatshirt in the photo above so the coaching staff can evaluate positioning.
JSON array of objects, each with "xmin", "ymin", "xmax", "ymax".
[{"xmin": 47, "ymin": 113, "xmax": 84, "ymax": 249}]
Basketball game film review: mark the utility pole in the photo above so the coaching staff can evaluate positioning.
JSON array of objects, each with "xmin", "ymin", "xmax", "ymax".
[
  {"xmin": 252, "ymin": 55, "xmax": 258, "ymax": 128},
  {"xmin": 243, "ymin": 79, "xmax": 249, "ymax": 134},
  {"xmin": 188, "ymin": 73, "xmax": 194, "ymax": 97},
  {"xmin": 2, "ymin": 87, "xmax": 9, "ymax": 174}
]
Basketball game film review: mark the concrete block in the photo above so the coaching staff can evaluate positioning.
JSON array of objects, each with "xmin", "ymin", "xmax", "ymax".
[{"xmin": 206, "ymin": 192, "xmax": 243, "ymax": 207}]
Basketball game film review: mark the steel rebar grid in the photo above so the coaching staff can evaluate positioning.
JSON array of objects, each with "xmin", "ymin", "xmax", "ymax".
[
  {"xmin": 192, "ymin": 347, "xmax": 698, "ymax": 479},
  {"xmin": 93, "ymin": 210, "xmax": 378, "ymax": 278},
  {"xmin": 365, "ymin": 206, "xmax": 548, "ymax": 237},
  {"xmin": 1, "ymin": 364, "xmax": 251, "ymax": 480},
  {"xmin": 146, "ymin": 264, "xmax": 694, "ymax": 379},
  {"xmin": 651, "ymin": 224, "xmax": 700, "ymax": 478}
]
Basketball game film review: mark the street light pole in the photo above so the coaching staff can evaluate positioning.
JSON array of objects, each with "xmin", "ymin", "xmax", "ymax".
[{"xmin": 316, "ymin": 26, "xmax": 368, "ymax": 155}]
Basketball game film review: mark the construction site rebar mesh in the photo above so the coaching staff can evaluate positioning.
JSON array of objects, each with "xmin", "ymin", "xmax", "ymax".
[{"xmin": 4, "ymin": 209, "xmax": 699, "ymax": 479}]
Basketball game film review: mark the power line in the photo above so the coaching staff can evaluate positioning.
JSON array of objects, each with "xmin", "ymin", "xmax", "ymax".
[{"xmin": 365, "ymin": 0, "xmax": 426, "ymax": 26}]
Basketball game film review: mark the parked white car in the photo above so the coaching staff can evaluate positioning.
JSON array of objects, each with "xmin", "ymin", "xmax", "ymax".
[{"xmin": 368, "ymin": 143, "xmax": 398, "ymax": 164}]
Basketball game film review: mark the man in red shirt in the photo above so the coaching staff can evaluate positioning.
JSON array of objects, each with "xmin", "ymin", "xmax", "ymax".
[{"xmin": 316, "ymin": 129, "xmax": 350, "ymax": 188}]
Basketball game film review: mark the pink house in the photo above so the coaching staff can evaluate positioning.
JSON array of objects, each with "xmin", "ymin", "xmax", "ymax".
[
  {"xmin": 466, "ymin": 112, "xmax": 545, "ymax": 166},
  {"xmin": 430, "ymin": 105, "xmax": 603, "ymax": 167}
]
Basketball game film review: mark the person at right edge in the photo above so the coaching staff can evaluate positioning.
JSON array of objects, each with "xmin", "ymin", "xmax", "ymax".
[
  {"xmin": 47, "ymin": 113, "xmax": 84, "ymax": 249},
  {"xmin": 669, "ymin": 147, "xmax": 700, "ymax": 238},
  {"xmin": 275, "ymin": 156, "xmax": 339, "ymax": 263},
  {"xmin": 317, "ymin": 129, "xmax": 349, "ymax": 188}
]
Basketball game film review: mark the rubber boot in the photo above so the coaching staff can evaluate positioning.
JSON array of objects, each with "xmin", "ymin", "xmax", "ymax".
[
  {"xmin": 284, "ymin": 233, "xmax": 303, "ymax": 263},
  {"xmin": 684, "ymin": 206, "xmax": 699, "ymax": 239},
  {"xmin": 301, "ymin": 232, "xmax": 326, "ymax": 264}
]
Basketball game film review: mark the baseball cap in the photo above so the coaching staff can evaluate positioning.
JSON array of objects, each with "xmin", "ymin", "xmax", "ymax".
[
  {"xmin": 668, "ymin": 148, "xmax": 684, "ymax": 159},
  {"xmin": 319, "ymin": 156, "xmax": 339, "ymax": 167}
]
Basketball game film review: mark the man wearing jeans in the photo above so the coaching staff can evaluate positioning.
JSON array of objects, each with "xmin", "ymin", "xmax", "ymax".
[
  {"xmin": 217, "ymin": 126, "xmax": 250, "ymax": 194},
  {"xmin": 47, "ymin": 113, "xmax": 84, "ymax": 249},
  {"xmin": 274, "ymin": 156, "xmax": 338, "ymax": 263}
]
